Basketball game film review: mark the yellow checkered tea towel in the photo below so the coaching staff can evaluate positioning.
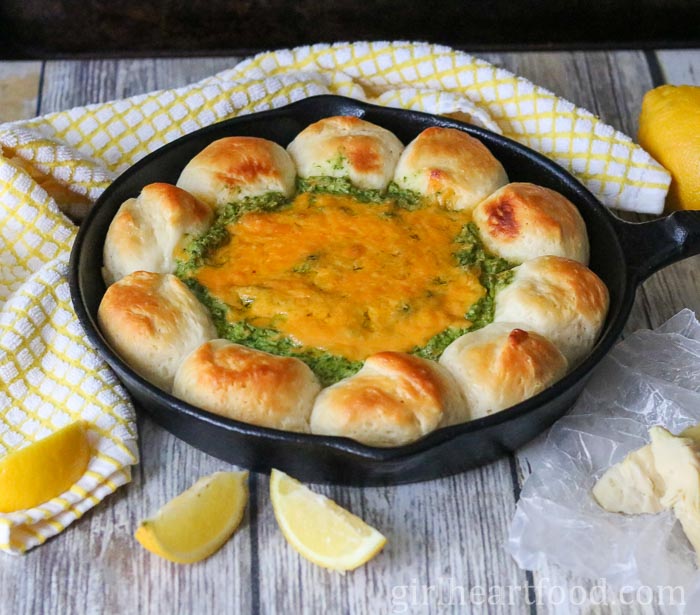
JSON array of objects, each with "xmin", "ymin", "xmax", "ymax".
[
  {"xmin": 0, "ymin": 41, "xmax": 670, "ymax": 554},
  {"xmin": 0, "ymin": 161, "xmax": 138, "ymax": 555}
]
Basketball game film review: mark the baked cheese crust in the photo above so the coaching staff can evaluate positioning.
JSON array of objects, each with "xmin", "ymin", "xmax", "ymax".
[{"xmin": 193, "ymin": 191, "xmax": 484, "ymax": 361}]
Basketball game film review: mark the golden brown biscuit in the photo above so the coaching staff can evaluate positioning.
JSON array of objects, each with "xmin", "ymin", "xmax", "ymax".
[
  {"xmin": 494, "ymin": 256, "xmax": 609, "ymax": 365},
  {"xmin": 439, "ymin": 322, "xmax": 568, "ymax": 421},
  {"xmin": 176, "ymin": 136, "xmax": 296, "ymax": 209},
  {"xmin": 393, "ymin": 127, "xmax": 508, "ymax": 210},
  {"xmin": 472, "ymin": 183, "xmax": 589, "ymax": 264},
  {"xmin": 97, "ymin": 272, "xmax": 217, "ymax": 391},
  {"xmin": 172, "ymin": 340, "xmax": 321, "ymax": 433},
  {"xmin": 310, "ymin": 352, "xmax": 465, "ymax": 447},
  {"xmin": 102, "ymin": 183, "xmax": 213, "ymax": 285},
  {"xmin": 287, "ymin": 115, "xmax": 404, "ymax": 190}
]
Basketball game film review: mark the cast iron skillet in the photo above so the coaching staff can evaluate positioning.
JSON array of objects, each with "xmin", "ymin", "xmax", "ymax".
[{"xmin": 69, "ymin": 95, "xmax": 700, "ymax": 486}]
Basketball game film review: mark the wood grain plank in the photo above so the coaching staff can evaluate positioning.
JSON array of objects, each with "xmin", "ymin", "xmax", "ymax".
[
  {"xmin": 29, "ymin": 56, "xmax": 533, "ymax": 614},
  {"xmin": 483, "ymin": 49, "xmax": 696, "ymax": 615},
  {"xmin": 256, "ymin": 461, "xmax": 531, "ymax": 614},
  {"xmin": 0, "ymin": 417, "xmax": 255, "ymax": 615},
  {"xmin": 3, "ymin": 51, "xmax": 694, "ymax": 615},
  {"xmin": 0, "ymin": 61, "xmax": 42, "ymax": 123},
  {"xmin": 655, "ymin": 49, "xmax": 700, "ymax": 85},
  {"xmin": 151, "ymin": 57, "xmax": 242, "ymax": 89},
  {"xmin": 38, "ymin": 59, "xmax": 119, "ymax": 114},
  {"xmin": 38, "ymin": 57, "xmax": 242, "ymax": 115},
  {"xmin": 0, "ymin": 58, "xmax": 255, "ymax": 615}
]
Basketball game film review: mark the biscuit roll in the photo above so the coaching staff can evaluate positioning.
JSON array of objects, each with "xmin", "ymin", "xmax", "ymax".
[
  {"xmin": 176, "ymin": 136, "xmax": 296, "ymax": 209},
  {"xmin": 97, "ymin": 272, "xmax": 217, "ymax": 391},
  {"xmin": 393, "ymin": 127, "xmax": 508, "ymax": 211},
  {"xmin": 494, "ymin": 256, "xmax": 609, "ymax": 365},
  {"xmin": 172, "ymin": 340, "xmax": 320, "ymax": 433},
  {"xmin": 287, "ymin": 115, "xmax": 404, "ymax": 190},
  {"xmin": 102, "ymin": 183, "xmax": 213, "ymax": 285},
  {"xmin": 439, "ymin": 322, "xmax": 568, "ymax": 421},
  {"xmin": 472, "ymin": 183, "xmax": 589, "ymax": 264},
  {"xmin": 310, "ymin": 352, "xmax": 465, "ymax": 447}
]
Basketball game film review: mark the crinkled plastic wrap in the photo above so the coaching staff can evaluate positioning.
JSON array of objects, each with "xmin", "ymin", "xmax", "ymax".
[{"xmin": 508, "ymin": 309, "xmax": 700, "ymax": 611}]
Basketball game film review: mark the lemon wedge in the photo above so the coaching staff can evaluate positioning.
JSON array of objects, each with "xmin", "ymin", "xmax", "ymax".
[
  {"xmin": 269, "ymin": 469, "xmax": 386, "ymax": 571},
  {"xmin": 0, "ymin": 420, "xmax": 91, "ymax": 513},
  {"xmin": 135, "ymin": 471, "xmax": 249, "ymax": 564},
  {"xmin": 638, "ymin": 84, "xmax": 700, "ymax": 211}
]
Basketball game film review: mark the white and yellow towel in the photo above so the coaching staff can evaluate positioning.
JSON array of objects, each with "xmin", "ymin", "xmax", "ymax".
[{"xmin": 0, "ymin": 41, "xmax": 671, "ymax": 554}]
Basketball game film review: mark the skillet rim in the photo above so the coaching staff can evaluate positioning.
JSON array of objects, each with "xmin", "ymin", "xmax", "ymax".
[{"xmin": 69, "ymin": 94, "xmax": 635, "ymax": 464}]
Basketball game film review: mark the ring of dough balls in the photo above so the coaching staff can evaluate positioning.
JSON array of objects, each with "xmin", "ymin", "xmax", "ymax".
[
  {"xmin": 98, "ymin": 119, "xmax": 608, "ymax": 447},
  {"xmin": 310, "ymin": 352, "xmax": 465, "ymax": 447},
  {"xmin": 493, "ymin": 256, "xmax": 609, "ymax": 366},
  {"xmin": 102, "ymin": 182, "xmax": 213, "ymax": 285},
  {"xmin": 173, "ymin": 340, "xmax": 321, "ymax": 434},
  {"xmin": 98, "ymin": 272, "xmax": 217, "ymax": 391},
  {"xmin": 393, "ymin": 126, "xmax": 508, "ymax": 211},
  {"xmin": 287, "ymin": 115, "xmax": 405, "ymax": 191},
  {"xmin": 176, "ymin": 136, "xmax": 296, "ymax": 210},
  {"xmin": 472, "ymin": 182, "xmax": 589, "ymax": 265},
  {"xmin": 439, "ymin": 322, "xmax": 568, "ymax": 421}
]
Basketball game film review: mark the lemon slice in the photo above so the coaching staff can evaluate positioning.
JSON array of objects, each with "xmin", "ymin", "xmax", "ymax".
[
  {"xmin": 135, "ymin": 471, "xmax": 248, "ymax": 564},
  {"xmin": 0, "ymin": 420, "xmax": 91, "ymax": 513},
  {"xmin": 269, "ymin": 469, "xmax": 386, "ymax": 571}
]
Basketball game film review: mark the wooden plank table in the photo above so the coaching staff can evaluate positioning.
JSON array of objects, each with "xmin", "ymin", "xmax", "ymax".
[{"xmin": 0, "ymin": 49, "xmax": 698, "ymax": 615}]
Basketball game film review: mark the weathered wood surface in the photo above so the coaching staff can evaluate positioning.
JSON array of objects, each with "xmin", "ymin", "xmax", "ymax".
[
  {"xmin": 0, "ymin": 61, "xmax": 41, "ymax": 122},
  {"xmin": 0, "ymin": 50, "xmax": 698, "ymax": 615},
  {"xmin": 486, "ymin": 49, "xmax": 700, "ymax": 615}
]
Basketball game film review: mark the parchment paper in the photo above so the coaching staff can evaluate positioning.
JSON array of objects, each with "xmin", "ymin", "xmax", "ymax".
[{"xmin": 508, "ymin": 309, "xmax": 700, "ymax": 613}]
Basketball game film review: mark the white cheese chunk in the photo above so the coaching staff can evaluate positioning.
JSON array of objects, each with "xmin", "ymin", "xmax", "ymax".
[
  {"xmin": 650, "ymin": 426, "xmax": 700, "ymax": 563},
  {"xmin": 593, "ymin": 425, "xmax": 700, "ymax": 565},
  {"xmin": 650, "ymin": 426, "xmax": 700, "ymax": 510},
  {"xmin": 592, "ymin": 443, "xmax": 666, "ymax": 514}
]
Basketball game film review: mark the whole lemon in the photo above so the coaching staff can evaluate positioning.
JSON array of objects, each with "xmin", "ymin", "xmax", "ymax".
[{"xmin": 638, "ymin": 85, "xmax": 700, "ymax": 211}]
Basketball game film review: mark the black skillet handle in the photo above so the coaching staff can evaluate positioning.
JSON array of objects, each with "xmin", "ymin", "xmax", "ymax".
[{"xmin": 614, "ymin": 210, "xmax": 700, "ymax": 283}]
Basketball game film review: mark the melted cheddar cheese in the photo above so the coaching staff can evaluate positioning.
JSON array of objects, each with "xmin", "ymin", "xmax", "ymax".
[{"xmin": 195, "ymin": 192, "xmax": 483, "ymax": 361}]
